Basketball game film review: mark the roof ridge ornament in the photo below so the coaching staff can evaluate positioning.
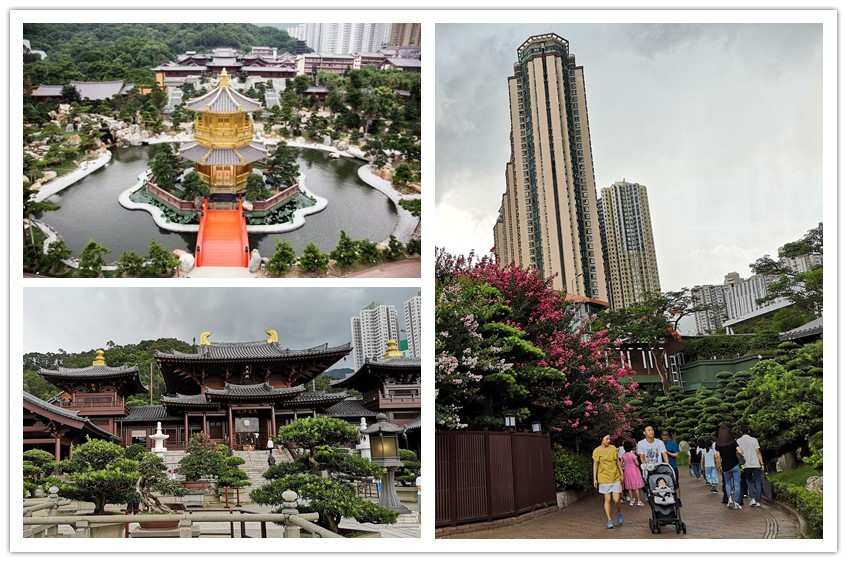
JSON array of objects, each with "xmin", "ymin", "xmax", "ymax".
[
  {"xmin": 200, "ymin": 331, "xmax": 212, "ymax": 346},
  {"xmin": 92, "ymin": 349, "xmax": 106, "ymax": 366},
  {"xmin": 266, "ymin": 329, "xmax": 279, "ymax": 344},
  {"xmin": 383, "ymin": 340, "xmax": 402, "ymax": 358}
]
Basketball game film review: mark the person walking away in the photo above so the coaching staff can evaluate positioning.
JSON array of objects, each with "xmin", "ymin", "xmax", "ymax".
[
  {"xmin": 416, "ymin": 474, "xmax": 422, "ymax": 524},
  {"xmin": 715, "ymin": 426, "xmax": 744, "ymax": 510},
  {"xmin": 701, "ymin": 439, "xmax": 719, "ymax": 493},
  {"xmin": 678, "ymin": 438, "xmax": 691, "ymax": 477},
  {"xmin": 267, "ymin": 450, "xmax": 276, "ymax": 467},
  {"xmin": 689, "ymin": 441, "xmax": 702, "ymax": 481},
  {"xmin": 636, "ymin": 425, "xmax": 669, "ymax": 468},
  {"xmin": 737, "ymin": 424, "xmax": 765, "ymax": 507},
  {"xmin": 661, "ymin": 429, "xmax": 683, "ymax": 507},
  {"xmin": 593, "ymin": 434, "xmax": 625, "ymax": 529},
  {"xmin": 621, "ymin": 441, "xmax": 645, "ymax": 506}
]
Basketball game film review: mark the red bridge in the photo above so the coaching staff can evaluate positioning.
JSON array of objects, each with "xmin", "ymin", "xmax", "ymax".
[{"xmin": 195, "ymin": 200, "xmax": 249, "ymax": 267}]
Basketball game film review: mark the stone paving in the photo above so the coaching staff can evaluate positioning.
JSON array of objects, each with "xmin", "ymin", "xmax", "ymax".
[{"xmin": 445, "ymin": 472, "xmax": 801, "ymax": 540}]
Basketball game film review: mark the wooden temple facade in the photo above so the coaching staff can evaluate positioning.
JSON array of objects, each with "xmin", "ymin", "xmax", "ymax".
[{"xmin": 28, "ymin": 332, "xmax": 365, "ymax": 458}]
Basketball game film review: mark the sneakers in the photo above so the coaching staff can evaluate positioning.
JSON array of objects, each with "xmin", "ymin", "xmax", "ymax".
[
  {"xmin": 727, "ymin": 500, "xmax": 735, "ymax": 509},
  {"xmin": 636, "ymin": 501, "xmax": 644, "ymax": 507},
  {"xmin": 734, "ymin": 502, "xmax": 743, "ymax": 510},
  {"xmin": 607, "ymin": 520, "xmax": 614, "ymax": 529},
  {"xmin": 630, "ymin": 499, "xmax": 636, "ymax": 506},
  {"xmin": 750, "ymin": 500, "xmax": 761, "ymax": 507},
  {"xmin": 617, "ymin": 512, "xmax": 624, "ymax": 526}
]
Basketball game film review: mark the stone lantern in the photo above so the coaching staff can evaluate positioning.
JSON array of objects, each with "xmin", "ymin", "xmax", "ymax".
[{"xmin": 363, "ymin": 413, "xmax": 409, "ymax": 514}]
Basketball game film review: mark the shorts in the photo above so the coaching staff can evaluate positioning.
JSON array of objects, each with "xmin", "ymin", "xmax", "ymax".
[
  {"xmin": 598, "ymin": 482, "xmax": 622, "ymax": 494},
  {"xmin": 417, "ymin": 493, "xmax": 421, "ymax": 513}
]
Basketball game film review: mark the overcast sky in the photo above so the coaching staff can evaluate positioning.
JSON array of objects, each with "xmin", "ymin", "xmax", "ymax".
[
  {"xmin": 435, "ymin": 23, "xmax": 824, "ymax": 294},
  {"xmin": 23, "ymin": 287, "xmax": 420, "ymax": 369}
]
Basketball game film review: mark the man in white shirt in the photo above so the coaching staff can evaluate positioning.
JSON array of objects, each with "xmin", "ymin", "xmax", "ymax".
[
  {"xmin": 636, "ymin": 425, "xmax": 669, "ymax": 468},
  {"xmin": 737, "ymin": 424, "xmax": 765, "ymax": 506},
  {"xmin": 415, "ymin": 475, "xmax": 422, "ymax": 523}
]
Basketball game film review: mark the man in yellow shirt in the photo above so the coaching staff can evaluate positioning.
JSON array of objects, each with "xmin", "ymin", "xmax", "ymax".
[{"xmin": 593, "ymin": 434, "xmax": 626, "ymax": 529}]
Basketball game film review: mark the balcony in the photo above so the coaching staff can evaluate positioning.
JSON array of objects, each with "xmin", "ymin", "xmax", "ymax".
[
  {"xmin": 194, "ymin": 125, "xmax": 254, "ymax": 148},
  {"xmin": 362, "ymin": 386, "xmax": 421, "ymax": 411}
]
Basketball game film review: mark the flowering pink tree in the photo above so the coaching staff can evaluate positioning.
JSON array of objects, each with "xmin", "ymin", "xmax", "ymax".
[{"xmin": 436, "ymin": 250, "xmax": 641, "ymax": 450}]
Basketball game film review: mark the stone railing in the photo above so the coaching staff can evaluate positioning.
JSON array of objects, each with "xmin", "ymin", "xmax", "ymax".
[
  {"xmin": 146, "ymin": 180, "xmax": 196, "ymax": 211},
  {"xmin": 249, "ymin": 183, "xmax": 300, "ymax": 212},
  {"xmin": 23, "ymin": 488, "xmax": 341, "ymax": 538}
]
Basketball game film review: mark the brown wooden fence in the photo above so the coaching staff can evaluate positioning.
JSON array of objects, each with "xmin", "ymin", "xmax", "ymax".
[{"xmin": 436, "ymin": 430, "xmax": 556, "ymax": 527}]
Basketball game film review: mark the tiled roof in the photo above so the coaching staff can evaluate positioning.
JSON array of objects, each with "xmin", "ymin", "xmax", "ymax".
[
  {"xmin": 153, "ymin": 65, "xmax": 208, "ymax": 72},
  {"xmin": 186, "ymin": 85, "xmax": 262, "ymax": 113},
  {"xmin": 118, "ymin": 405, "xmax": 183, "ymax": 422},
  {"xmin": 324, "ymin": 398, "xmax": 378, "ymax": 418},
  {"xmin": 384, "ymin": 58, "xmax": 422, "ymax": 68},
  {"xmin": 23, "ymin": 392, "xmax": 119, "ymax": 440},
  {"xmin": 331, "ymin": 356, "xmax": 420, "ymax": 390},
  {"xmin": 305, "ymin": 86, "xmax": 329, "ymax": 94},
  {"xmin": 31, "ymin": 85, "xmax": 63, "ymax": 97},
  {"xmin": 780, "ymin": 316, "xmax": 823, "ymax": 341},
  {"xmin": 180, "ymin": 143, "xmax": 268, "ymax": 165},
  {"xmin": 157, "ymin": 341, "xmax": 352, "ymax": 361},
  {"xmin": 161, "ymin": 393, "xmax": 213, "ymax": 407},
  {"xmin": 403, "ymin": 417, "xmax": 421, "ymax": 430},
  {"xmin": 39, "ymin": 364, "xmax": 139, "ymax": 377},
  {"xmin": 206, "ymin": 382, "xmax": 305, "ymax": 398},
  {"xmin": 280, "ymin": 391, "xmax": 348, "ymax": 406}
]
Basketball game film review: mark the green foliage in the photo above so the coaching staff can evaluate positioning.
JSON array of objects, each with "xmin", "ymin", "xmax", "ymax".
[
  {"xmin": 392, "ymin": 162, "xmax": 414, "ymax": 186},
  {"xmin": 123, "ymin": 444, "xmax": 148, "ymax": 460},
  {"xmin": 356, "ymin": 239, "xmax": 381, "ymax": 264},
  {"xmin": 244, "ymin": 173, "xmax": 270, "ymax": 201},
  {"xmin": 43, "ymin": 239, "xmax": 72, "ymax": 275},
  {"xmin": 143, "ymin": 239, "xmax": 179, "ymax": 277},
  {"xmin": 398, "ymin": 198, "xmax": 421, "ymax": 217},
  {"xmin": 750, "ymin": 223, "xmax": 823, "ymax": 317},
  {"xmin": 299, "ymin": 242, "xmax": 329, "ymax": 273},
  {"xmin": 329, "ymin": 230, "xmax": 358, "ymax": 269},
  {"xmin": 384, "ymin": 235, "xmax": 406, "ymax": 261},
  {"xmin": 23, "ymin": 449, "xmax": 58, "ymax": 497},
  {"xmin": 59, "ymin": 438, "xmax": 138, "ymax": 514},
  {"xmin": 150, "ymin": 143, "xmax": 180, "ymax": 189},
  {"xmin": 135, "ymin": 452, "xmax": 186, "ymax": 512},
  {"xmin": 266, "ymin": 239, "xmax": 297, "ymax": 276},
  {"xmin": 178, "ymin": 433, "xmax": 225, "ymax": 482},
  {"xmin": 179, "ymin": 171, "xmax": 210, "ymax": 200},
  {"xmin": 768, "ymin": 479, "xmax": 822, "ymax": 538},
  {"xmin": 406, "ymin": 238, "xmax": 421, "ymax": 256},
  {"xmin": 395, "ymin": 449, "xmax": 421, "ymax": 487},
  {"xmin": 265, "ymin": 144, "xmax": 300, "ymax": 189},
  {"xmin": 77, "ymin": 238, "xmax": 110, "ymax": 277},
  {"xmin": 253, "ymin": 416, "xmax": 396, "ymax": 533},
  {"xmin": 217, "ymin": 455, "xmax": 250, "ymax": 489},
  {"xmin": 116, "ymin": 250, "xmax": 145, "ymax": 277},
  {"xmin": 552, "ymin": 445, "xmax": 594, "ymax": 490}
]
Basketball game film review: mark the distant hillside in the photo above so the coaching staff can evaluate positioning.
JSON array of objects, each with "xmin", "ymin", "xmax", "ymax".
[{"xmin": 323, "ymin": 368, "xmax": 354, "ymax": 378}]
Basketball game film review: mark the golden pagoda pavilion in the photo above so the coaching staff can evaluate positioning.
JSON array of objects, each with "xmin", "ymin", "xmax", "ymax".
[{"xmin": 180, "ymin": 69, "xmax": 267, "ymax": 209}]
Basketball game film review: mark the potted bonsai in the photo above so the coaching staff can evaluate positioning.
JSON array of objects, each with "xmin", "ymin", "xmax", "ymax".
[
  {"xmin": 57, "ymin": 438, "xmax": 139, "ymax": 537},
  {"xmin": 134, "ymin": 452, "xmax": 187, "ymax": 530},
  {"xmin": 178, "ymin": 433, "xmax": 223, "ymax": 491},
  {"xmin": 217, "ymin": 455, "xmax": 250, "ymax": 507}
]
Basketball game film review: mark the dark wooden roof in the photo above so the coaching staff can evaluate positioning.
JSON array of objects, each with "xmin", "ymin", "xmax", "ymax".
[
  {"xmin": 118, "ymin": 405, "xmax": 184, "ymax": 422},
  {"xmin": 156, "ymin": 341, "xmax": 352, "ymax": 363},
  {"xmin": 324, "ymin": 398, "xmax": 379, "ymax": 419},
  {"xmin": 206, "ymin": 382, "xmax": 304, "ymax": 401},
  {"xmin": 23, "ymin": 392, "xmax": 120, "ymax": 441},
  {"xmin": 331, "ymin": 356, "xmax": 421, "ymax": 391},
  {"xmin": 180, "ymin": 142, "xmax": 267, "ymax": 165},
  {"xmin": 280, "ymin": 391, "xmax": 348, "ymax": 408},
  {"xmin": 38, "ymin": 364, "xmax": 148, "ymax": 395}
]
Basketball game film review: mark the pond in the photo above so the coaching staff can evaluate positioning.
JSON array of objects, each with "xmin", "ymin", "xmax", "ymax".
[{"xmin": 40, "ymin": 146, "xmax": 398, "ymax": 259}]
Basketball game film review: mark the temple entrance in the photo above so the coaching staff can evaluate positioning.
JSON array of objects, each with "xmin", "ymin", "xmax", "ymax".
[{"xmin": 232, "ymin": 408, "xmax": 274, "ymax": 451}]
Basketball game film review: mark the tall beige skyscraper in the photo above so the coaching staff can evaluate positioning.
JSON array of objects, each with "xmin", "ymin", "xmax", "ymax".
[
  {"xmin": 597, "ymin": 180, "xmax": 661, "ymax": 309},
  {"xmin": 492, "ymin": 33, "xmax": 608, "ymax": 300},
  {"xmin": 389, "ymin": 23, "xmax": 421, "ymax": 47}
]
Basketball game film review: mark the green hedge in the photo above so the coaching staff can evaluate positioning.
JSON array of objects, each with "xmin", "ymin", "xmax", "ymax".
[
  {"xmin": 770, "ymin": 480, "xmax": 823, "ymax": 538},
  {"xmin": 552, "ymin": 445, "xmax": 593, "ymax": 491}
]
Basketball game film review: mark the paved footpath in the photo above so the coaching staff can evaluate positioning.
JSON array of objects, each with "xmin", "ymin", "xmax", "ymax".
[{"xmin": 446, "ymin": 472, "xmax": 801, "ymax": 539}]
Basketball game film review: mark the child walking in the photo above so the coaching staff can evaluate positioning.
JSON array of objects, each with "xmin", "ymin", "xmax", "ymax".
[{"xmin": 621, "ymin": 441, "xmax": 645, "ymax": 506}]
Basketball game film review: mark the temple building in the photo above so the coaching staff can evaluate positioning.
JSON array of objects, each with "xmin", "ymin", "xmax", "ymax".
[
  {"xmin": 26, "ymin": 331, "xmax": 363, "ymax": 458},
  {"xmin": 180, "ymin": 69, "xmax": 267, "ymax": 207}
]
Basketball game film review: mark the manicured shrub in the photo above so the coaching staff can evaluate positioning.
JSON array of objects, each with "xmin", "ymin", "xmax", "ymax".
[
  {"xmin": 770, "ymin": 479, "xmax": 822, "ymax": 538},
  {"xmin": 552, "ymin": 445, "xmax": 593, "ymax": 491}
]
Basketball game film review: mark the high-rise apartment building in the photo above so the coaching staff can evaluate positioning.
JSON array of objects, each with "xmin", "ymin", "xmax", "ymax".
[
  {"xmin": 350, "ymin": 302, "xmax": 399, "ymax": 370},
  {"xmin": 403, "ymin": 293, "xmax": 422, "ymax": 359},
  {"xmin": 692, "ymin": 284, "xmax": 727, "ymax": 334},
  {"xmin": 388, "ymin": 23, "xmax": 421, "ymax": 47},
  {"xmin": 286, "ymin": 23, "xmax": 391, "ymax": 55},
  {"xmin": 492, "ymin": 33, "xmax": 608, "ymax": 299},
  {"xmin": 598, "ymin": 180, "xmax": 661, "ymax": 309}
]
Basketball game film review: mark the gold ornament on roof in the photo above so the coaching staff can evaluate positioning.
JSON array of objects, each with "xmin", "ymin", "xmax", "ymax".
[
  {"xmin": 219, "ymin": 68, "xmax": 230, "ymax": 88},
  {"xmin": 92, "ymin": 349, "xmax": 106, "ymax": 366},
  {"xmin": 200, "ymin": 332, "xmax": 212, "ymax": 346},
  {"xmin": 266, "ymin": 329, "xmax": 279, "ymax": 344},
  {"xmin": 383, "ymin": 340, "xmax": 403, "ymax": 358}
]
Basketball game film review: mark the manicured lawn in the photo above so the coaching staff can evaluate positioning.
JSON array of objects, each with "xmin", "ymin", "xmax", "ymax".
[{"xmin": 768, "ymin": 464, "xmax": 821, "ymax": 487}]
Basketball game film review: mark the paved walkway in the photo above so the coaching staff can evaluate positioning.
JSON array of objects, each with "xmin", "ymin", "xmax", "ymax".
[
  {"xmin": 343, "ymin": 258, "xmax": 421, "ymax": 278},
  {"xmin": 446, "ymin": 472, "xmax": 801, "ymax": 539}
]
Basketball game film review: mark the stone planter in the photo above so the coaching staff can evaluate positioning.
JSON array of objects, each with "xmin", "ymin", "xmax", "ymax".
[
  {"xmin": 89, "ymin": 522, "xmax": 126, "ymax": 538},
  {"xmin": 137, "ymin": 518, "xmax": 180, "ymax": 530}
]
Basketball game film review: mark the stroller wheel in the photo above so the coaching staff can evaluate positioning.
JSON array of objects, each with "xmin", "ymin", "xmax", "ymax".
[
  {"xmin": 675, "ymin": 522, "xmax": 681, "ymax": 534},
  {"xmin": 649, "ymin": 519, "xmax": 657, "ymax": 534},
  {"xmin": 681, "ymin": 523, "xmax": 687, "ymax": 534}
]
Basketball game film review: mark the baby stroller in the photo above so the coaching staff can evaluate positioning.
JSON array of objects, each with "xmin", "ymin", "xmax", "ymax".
[{"xmin": 642, "ymin": 462, "xmax": 687, "ymax": 534}]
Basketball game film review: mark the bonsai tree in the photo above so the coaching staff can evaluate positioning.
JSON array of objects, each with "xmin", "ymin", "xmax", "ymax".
[
  {"xmin": 178, "ymin": 433, "xmax": 224, "ymax": 484},
  {"xmin": 299, "ymin": 242, "xmax": 329, "ymax": 274},
  {"xmin": 250, "ymin": 416, "xmax": 397, "ymax": 534},
  {"xmin": 329, "ymin": 231, "xmax": 359, "ymax": 269},
  {"xmin": 116, "ymin": 250, "xmax": 145, "ymax": 277},
  {"xmin": 77, "ymin": 238, "xmax": 110, "ymax": 278},
  {"xmin": 23, "ymin": 449, "xmax": 60, "ymax": 497},
  {"xmin": 58, "ymin": 438, "xmax": 139, "ymax": 515},
  {"xmin": 216, "ymin": 455, "xmax": 250, "ymax": 499},
  {"xmin": 143, "ymin": 240, "xmax": 179, "ymax": 277},
  {"xmin": 395, "ymin": 449, "xmax": 421, "ymax": 487},
  {"xmin": 180, "ymin": 171, "xmax": 210, "ymax": 200},
  {"xmin": 134, "ymin": 452, "xmax": 186, "ymax": 513},
  {"xmin": 244, "ymin": 173, "xmax": 270, "ymax": 202},
  {"xmin": 150, "ymin": 143, "xmax": 180, "ymax": 189}
]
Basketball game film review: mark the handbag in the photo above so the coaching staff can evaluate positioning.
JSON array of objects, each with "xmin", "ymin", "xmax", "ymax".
[{"xmin": 736, "ymin": 449, "xmax": 746, "ymax": 466}]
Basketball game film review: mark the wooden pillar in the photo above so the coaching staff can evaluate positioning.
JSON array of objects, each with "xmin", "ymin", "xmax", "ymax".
[
  {"xmin": 228, "ymin": 405, "xmax": 234, "ymax": 449},
  {"xmin": 184, "ymin": 412, "xmax": 189, "ymax": 442},
  {"xmin": 270, "ymin": 404, "xmax": 277, "ymax": 439},
  {"xmin": 202, "ymin": 412, "xmax": 207, "ymax": 436},
  {"xmin": 54, "ymin": 437, "xmax": 61, "ymax": 461}
]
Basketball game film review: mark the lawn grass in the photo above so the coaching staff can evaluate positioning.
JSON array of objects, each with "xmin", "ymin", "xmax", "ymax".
[{"xmin": 768, "ymin": 464, "xmax": 821, "ymax": 487}]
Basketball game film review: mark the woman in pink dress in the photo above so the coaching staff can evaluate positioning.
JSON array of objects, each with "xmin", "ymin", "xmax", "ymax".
[{"xmin": 621, "ymin": 441, "xmax": 645, "ymax": 506}]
